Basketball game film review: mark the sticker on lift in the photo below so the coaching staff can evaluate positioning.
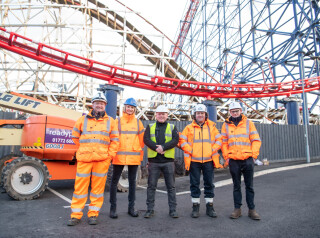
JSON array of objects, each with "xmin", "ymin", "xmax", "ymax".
[
  {"xmin": 45, "ymin": 128, "xmax": 75, "ymax": 145},
  {"xmin": 45, "ymin": 143, "xmax": 64, "ymax": 149}
]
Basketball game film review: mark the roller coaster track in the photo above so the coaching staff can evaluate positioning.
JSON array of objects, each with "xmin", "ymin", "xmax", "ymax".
[
  {"xmin": 0, "ymin": 27, "xmax": 319, "ymax": 98},
  {"xmin": 49, "ymin": 0, "xmax": 195, "ymax": 81}
]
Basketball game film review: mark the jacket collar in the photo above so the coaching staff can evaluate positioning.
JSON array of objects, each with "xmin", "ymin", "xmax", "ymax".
[
  {"xmin": 226, "ymin": 114, "xmax": 247, "ymax": 125},
  {"xmin": 87, "ymin": 109, "xmax": 109, "ymax": 120},
  {"xmin": 122, "ymin": 112, "xmax": 135, "ymax": 122},
  {"xmin": 191, "ymin": 119, "xmax": 216, "ymax": 128}
]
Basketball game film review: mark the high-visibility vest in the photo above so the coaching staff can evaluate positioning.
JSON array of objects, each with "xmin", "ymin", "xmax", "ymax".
[
  {"xmin": 147, "ymin": 122, "xmax": 175, "ymax": 159},
  {"xmin": 113, "ymin": 113, "xmax": 145, "ymax": 165},
  {"xmin": 221, "ymin": 115, "xmax": 261, "ymax": 160},
  {"xmin": 72, "ymin": 110, "xmax": 119, "ymax": 162}
]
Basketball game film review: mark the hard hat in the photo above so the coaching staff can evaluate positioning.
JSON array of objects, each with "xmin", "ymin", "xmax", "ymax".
[
  {"xmin": 91, "ymin": 92, "xmax": 107, "ymax": 104},
  {"xmin": 155, "ymin": 105, "xmax": 169, "ymax": 113},
  {"xmin": 194, "ymin": 104, "xmax": 207, "ymax": 113},
  {"xmin": 229, "ymin": 101, "xmax": 242, "ymax": 110},
  {"xmin": 124, "ymin": 98, "xmax": 137, "ymax": 107}
]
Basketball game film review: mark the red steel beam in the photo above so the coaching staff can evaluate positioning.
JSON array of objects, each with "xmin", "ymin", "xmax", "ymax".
[{"xmin": 0, "ymin": 27, "xmax": 319, "ymax": 98}]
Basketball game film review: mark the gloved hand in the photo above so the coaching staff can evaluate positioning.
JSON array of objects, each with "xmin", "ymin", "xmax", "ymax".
[
  {"xmin": 223, "ymin": 159, "xmax": 230, "ymax": 168},
  {"xmin": 184, "ymin": 155, "xmax": 191, "ymax": 171}
]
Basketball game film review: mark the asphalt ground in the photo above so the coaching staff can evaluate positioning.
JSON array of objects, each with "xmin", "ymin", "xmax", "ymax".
[{"xmin": 0, "ymin": 159, "xmax": 320, "ymax": 238}]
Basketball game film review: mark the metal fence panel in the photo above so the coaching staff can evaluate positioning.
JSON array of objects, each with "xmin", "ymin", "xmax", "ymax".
[{"xmin": 1, "ymin": 112, "xmax": 319, "ymax": 163}]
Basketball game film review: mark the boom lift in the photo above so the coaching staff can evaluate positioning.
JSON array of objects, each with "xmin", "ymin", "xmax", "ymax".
[{"xmin": 0, "ymin": 91, "xmax": 132, "ymax": 200}]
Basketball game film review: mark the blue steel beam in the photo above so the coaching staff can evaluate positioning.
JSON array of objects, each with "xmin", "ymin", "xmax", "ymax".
[{"xmin": 169, "ymin": 0, "xmax": 320, "ymax": 117}]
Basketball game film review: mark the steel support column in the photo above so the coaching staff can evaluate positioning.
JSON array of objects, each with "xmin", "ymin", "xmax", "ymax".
[
  {"xmin": 203, "ymin": 100, "xmax": 220, "ymax": 122},
  {"xmin": 99, "ymin": 84, "xmax": 124, "ymax": 119}
]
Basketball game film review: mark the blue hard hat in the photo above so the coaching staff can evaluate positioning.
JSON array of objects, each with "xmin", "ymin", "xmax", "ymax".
[{"xmin": 124, "ymin": 98, "xmax": 137, "ymax": 107}]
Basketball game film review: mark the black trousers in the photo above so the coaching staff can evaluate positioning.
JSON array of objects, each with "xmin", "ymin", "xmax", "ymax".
[
  {"xmin": 189, "ymin": 161, "xmax": 214, "ymax": 198},
  {"xmin": 146, "ymin": 162, "xmax": 177, "ymax": 211},
  {"xmin": 109, "ymin": 165, "xmax": 138, "ymax": 209},
  {"xmin": 229, "ymin": 157, "xmax": 255, "ymax": 209}
]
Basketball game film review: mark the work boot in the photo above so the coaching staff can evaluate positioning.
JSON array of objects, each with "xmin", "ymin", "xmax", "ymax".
[
  {"xmin": 109, "ymin": 206, "xmax": 118, "ymax": 219},
  {"xmin": 206, "ymin": 203, "xmax": 217, "ymax": 218},
  {"xmin": 88, "ymin": 216, "xmax": 98, "ymax": 225},
  {"xmin": 169, "ymin": 210, "xmax": 179, "ymax": 218},
  {"xmin": 128, "ymin": 207, "xmax": 139, "ymax": 217},
  {"xmin": 248, "ymin": 209, "xmax": 261, "ymax": 220},
  {"xmin": 144, "ymin": 210, "xmax": 154, "ymax": 218},
  {"xmin": 191, "ymin": 203, "xmax": 200, "ymax": 218},
  {"xmin": 230, "ymin": 208, "xmax": 242, "ymax": 219},
  {"xmin": 67, "ymin": 218, "xmax": 81, "ymax": 226}
]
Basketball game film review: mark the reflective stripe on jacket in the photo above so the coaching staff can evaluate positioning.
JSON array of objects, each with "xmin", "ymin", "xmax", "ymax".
[
  {"xmin": 221, "ymin": 115, "xmax": 261, "ymax": 160},
  {"xmin": 180, "ymin": 119, "xmax": 222, "ymax": 170},
  {"xmin": 113, "ymin": 112, "xmax": 145, "ymax": 165},
  {"xmin": 72, "ymin": 110, "xmax": 119, "ymax": 162},
  {"xmin": 147, "ymin": 122, "xmax": 175, "ymax": 159}
]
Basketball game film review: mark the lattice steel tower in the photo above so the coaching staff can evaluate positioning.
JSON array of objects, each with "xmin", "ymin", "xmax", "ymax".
[{"xmin": 172, "ymin": 0, "xmax": 320, "ymax": 120}]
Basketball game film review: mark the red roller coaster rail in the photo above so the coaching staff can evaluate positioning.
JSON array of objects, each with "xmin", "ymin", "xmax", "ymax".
[{"xmin": 0, "ymin": 28, "xmax": 319, "ymax": 99}]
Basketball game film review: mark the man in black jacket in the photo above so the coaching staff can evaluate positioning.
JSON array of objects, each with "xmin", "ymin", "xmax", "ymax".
[{"xmin": 143, "ymin": 105, "xmax": 179, "ymax": 218}]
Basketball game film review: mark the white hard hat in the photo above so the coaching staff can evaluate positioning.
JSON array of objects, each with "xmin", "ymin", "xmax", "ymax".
[
  {"xmin": 194, "ymin": 104, "xmax": 207, "ymax": 113},
  {"xmin": 155, "ymin": 105, "xmax": 169, "ymax": 113},
  {"xmin": 229, "ymin": 102, "xmax": 242, "ymax": 110},
  {"xmin": 91, "ymin": 92, "xmax": 107, "ymax": 104}
]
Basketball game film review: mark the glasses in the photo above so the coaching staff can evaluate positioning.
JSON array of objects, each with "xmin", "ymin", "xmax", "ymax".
[{"xmin": 230, "ymin": 110, "xmax": 240, "ymax": 114}]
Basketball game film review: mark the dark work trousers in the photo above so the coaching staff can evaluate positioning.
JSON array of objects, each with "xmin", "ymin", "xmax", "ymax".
[
  {"xmin": 146, "ymin": 162, "xmax": 177, "ymax": 211},
  {"xmin": 110, "ymin": 165, "xmax": 138, "ymax": 209},
  {"xmin": 229, "ymin": 157, "xmax": 255, "ymax": 209},
  {"xmin": 189, "ymin": 161, "xmax": 214, "ymax": 198}
]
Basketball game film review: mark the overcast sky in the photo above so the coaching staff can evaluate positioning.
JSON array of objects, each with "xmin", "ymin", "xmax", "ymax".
[
  {"xmin": 114, "ymin": 0, "xmax": 188, "ymax": 41},
  {"xmin": 104, "ymin": 0, "xmax": 189, "ymax": 102}
]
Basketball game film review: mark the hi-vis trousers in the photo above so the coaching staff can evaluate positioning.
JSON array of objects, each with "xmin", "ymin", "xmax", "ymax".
[{"xmin": 70, "ymin": 160, "xmax": 110, "ymax": 219}]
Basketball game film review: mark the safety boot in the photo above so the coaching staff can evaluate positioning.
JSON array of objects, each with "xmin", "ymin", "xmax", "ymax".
[
  {"xmin": 206, "ymin": 203, "xmax": 217, "ymax": 218},
  {"xmin": 230, "ymin": 208, "xmax": 242, "ymax": 219},
  {"xmin": 248, "ymin": 209, "xmax": 261, "ymax": 220},
  {"xmin": 144, "ymin": 210, "xmax": 154, "ymax": 218},
  {"xmin": 109, "ymin": 206, "xmax": 118, "ymax": 219},
  {"xmin": 128, "ymin": 207, "xmax": 139, "ymax": 217},
  {"xmin": 191, "ymin": 203, "xmax": 200, "ymax": 218},
  {"xmin": 169, "ymin": 210, "xmax": 179, "ymax": 218},
  {"xmin": 88, "ymin": 216, "xmax": 98, "ymax": 225},
  {"xmin": 67, "ymin": 218, "xmax": 81, "ymax": 226}
]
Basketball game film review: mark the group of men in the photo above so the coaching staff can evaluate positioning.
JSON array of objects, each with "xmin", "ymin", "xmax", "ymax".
[{"xmin": 67, "ymin": 92, "xmax": 262, "ymax": 226}]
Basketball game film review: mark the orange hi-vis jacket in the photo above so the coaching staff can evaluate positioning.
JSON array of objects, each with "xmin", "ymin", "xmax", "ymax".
[
  {"xmin": 221, "ymin": 115, "xmax": 261, "ymax": 161},
  {"xmin": 72, "ymin": 110, "xmax": 119, "ymax": 162},
  {"xmin": 113, "ymin": 112, "xmax": 145, "ymax": 165},
  {"xmin": 179, "ymin": 119, "xmax": 222, "ymax": 170}
]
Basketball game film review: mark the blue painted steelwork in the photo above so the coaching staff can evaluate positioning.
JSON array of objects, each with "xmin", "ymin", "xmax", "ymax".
[
  {"xmin": 99, "ymin": 84, "xmax": 123, "ymax": 119},
  {"xmin": 203, "ymin": 100, "xmax": 220, "ymax": 122},
  {"xmin": 171, "ymin": 0, "xmax": 320, "ymax": 118},
  {"xmin": 286, "ymin": 101, "xmax": 300, "ymax": 125}
]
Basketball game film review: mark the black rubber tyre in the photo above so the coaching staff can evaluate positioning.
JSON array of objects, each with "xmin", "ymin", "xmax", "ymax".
[
  {"xmin": 117, "ymin": 165, "xmax": 141, "ymax": 193},
  {"xmin": 2, "ymin": 157, "xmax": 49, "ymax": 200},
  {"xmin": 105, "ymin": 164, "xmax": 141, "ymax": 193},
  {"xmin": 0, "ymin": 154, "xmax": 20, "ymax": 186},
  {"xmin": 105, "ymin": 164, "xmax": 113, "ymax": 192},
  {"xmin": 174, "ymin": 157, "xmax": 186, "ymax": 176}
]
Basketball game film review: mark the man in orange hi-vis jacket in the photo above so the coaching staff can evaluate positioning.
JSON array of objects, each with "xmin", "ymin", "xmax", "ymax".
[
  {"xmin": 180, "ymin": 104, "xmax": 222, "ymax": 219},
  {"xmin": 109, "ymin": 98, "xmax": 145, "ymax": 219},
  {"xmin": 67, "ymin": 92, "xmax": 119, "ymax": 226},
  {"xmin": 221, "ymin": 101, "xmax": 261, "ymax": 221}
]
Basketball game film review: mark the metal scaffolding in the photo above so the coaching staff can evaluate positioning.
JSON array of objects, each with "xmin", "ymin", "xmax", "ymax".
[
  {"xmin": 0, "ymin": 1, "xmax": 319, "ymax": 123},
  {"xmin": 171, "ymin": 0, "xmax": 320, "ymax": 120}
]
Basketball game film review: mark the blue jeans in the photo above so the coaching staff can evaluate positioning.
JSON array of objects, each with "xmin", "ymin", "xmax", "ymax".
[
  {"xmin": 146, "ymin": 162, "xmax": 177, "ymax": 211},
  {"xmin": 110, "ymin": 165, "xmax": 138, "ymax": 209},
  {"xmin": 229, "ymin": 157, "xmax": 255, "ymax": 209},
  {"xmin": 189, "ymin": 161, "xmax": 214, "ymax": 198}
]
